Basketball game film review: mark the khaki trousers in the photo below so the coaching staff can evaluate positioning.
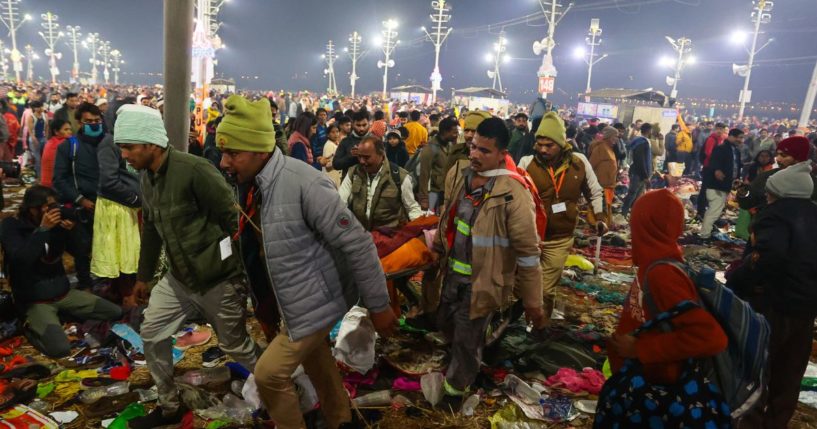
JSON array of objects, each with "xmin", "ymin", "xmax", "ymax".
[
  {"xmin": 539, "ymin": 236, "xmax": 575, "ymax": 316},
  {"xmin": 254, "ymin": 324, "xmax": 351, "ymax": 429}
]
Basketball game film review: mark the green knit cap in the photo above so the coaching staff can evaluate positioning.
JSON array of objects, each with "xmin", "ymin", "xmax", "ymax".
[
  {"xmin": 535, "ymin": 111, "xmax": 567, "ymax": 149},
  {"xmin": 216, "ymin": 95, "xmax": 276, "ymax": 153}
]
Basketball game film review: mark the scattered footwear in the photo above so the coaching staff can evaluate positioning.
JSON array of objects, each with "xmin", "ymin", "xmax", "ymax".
[
  {"xmin": 0, "ymin": 362, "xmax": 51, "ymax": 380},
  {"xmin": 173, "ymin": 328, "xmax": 212, "ymax": 351},
  {"xmin": 202, "ymin": 346, "xmax": 226, "ymax": 368},
  {"xmin": 81, "ymin": 377, "xmax": 119, "ymax": 390},
  {"xmin": 0, "ymin": 379, "xmax": 36, "ymax": 410},
  {"xmin": 127, "ymin": 405, "xmax": 188, "ymax": 429},
  {"xmin": 86, "ymin": 391, "xmax": 140, "ymax": 418}
]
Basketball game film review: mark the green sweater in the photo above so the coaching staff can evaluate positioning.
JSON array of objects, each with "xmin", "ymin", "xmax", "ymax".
[{"xmin": 137, "ymin": 146, "xmax": 243, "ymax": 292}]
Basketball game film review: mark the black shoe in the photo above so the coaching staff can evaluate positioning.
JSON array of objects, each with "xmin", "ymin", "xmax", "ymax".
[
  {"xmin": 128, "ymin": 406, "xmax": 187, "ymax": 429},
  {"xmin": 202, "ymin": 346, "xmax": 226, "ymax": 368}
]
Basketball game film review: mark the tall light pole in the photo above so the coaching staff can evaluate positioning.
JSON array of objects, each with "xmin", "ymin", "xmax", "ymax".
[
  {"xmin": 345, "ymin": 31, "xmax": 364, "ymax": 98},
  {"xmin": 0, "ymin": 0, "xmax": 31, "ymax": 83},
  {"xmin": 663, "ymin": 36, "xmax": 693, "ymax": 99},
  {"xmin": 800, "ymin": 59, "xmax": 817, "ymax": 130},
  {"xmin": 0, "ymin": 39, "xmax": 8, "ymax": 81},
  {"xmin": 39, "ymin": 12, "xmax": 62, "ymax": 84},
  {"xmin": 422, "ymin": 0, "xmax": 452, "ymax": 102},
  {"xmin": 98, "ymin": 40, "xmax": 111, "ymax": 84},
  {"xmin": 377, "ymin": 19, "xmax": 399, "ymax": 99},
  {"xmin": 322, "ymin": 40, "xmax": 338, "ymax": 96},
  {"xmin": 580, "ymin": 18, "xmax": 607, "ymax": 96},
  {"xmin": 23, "ymin": 44, "xmax": 36, "ymax": 82},
  {"xmin": 532, "ymin": 0, "xmax": 572, "ymax": 99},
  {"xmin": 65, "ymin": 25, "xmax": 81, "ymax": 82},
  {"xmin": 110, "ymin": 49, "xmax": 122, "ymax": 85},
  {"xmin": 83, "ymin": 32, "xmax": 100, "ymax": 84},
  {"xmin": 733, "ymin": 0, "xmax": 774, "ymax": 121},
  {"xmin": 486, "ymin": 31, "xmax": 508, "ymax": 92}
]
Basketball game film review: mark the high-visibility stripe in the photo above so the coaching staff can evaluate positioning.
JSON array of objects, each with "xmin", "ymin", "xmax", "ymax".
[
  {"xmin": 449, "ymin": 258, "xmax": 473, "ymax": 276},
  {"xmin": 472, "ymin": 235, "xmax": 510, "ymax": 248},
  {"xmin": 516, "ymin": 255, "xmax": 539, "ymax": 267},
  {"xmin": 455, "ymin": 218, "xmax": 471, "ymax": 236}
]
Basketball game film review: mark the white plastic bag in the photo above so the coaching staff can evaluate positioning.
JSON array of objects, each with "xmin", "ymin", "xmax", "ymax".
[
  {"xmin": 332, "ymin": 306, "xmax": 376, "ymax": 374},
  {"xmin": 421, "ymin": 372, "xmax": 444, "ymax": 407},
  {"xmin": 241, "ymin": 374, "xmax": 261, "ymax": 410},
  {"xmin": 292, "ymin": 365, "xmax": 319, "ymax": 413}
]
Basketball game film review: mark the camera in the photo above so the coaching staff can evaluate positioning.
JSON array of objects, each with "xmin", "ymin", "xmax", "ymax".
[
  {"xmin": 47, "ymin": 202, "xmax": 80, "ymax": 222},
  {"xmin": 0, "ymin": 161, "xmax": 20, "ymax": 179}
]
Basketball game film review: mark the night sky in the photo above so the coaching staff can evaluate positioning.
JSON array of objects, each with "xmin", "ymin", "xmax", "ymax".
[{"xmin": 19, "ymin": 0, "xmax": 817, "ymax": 104}]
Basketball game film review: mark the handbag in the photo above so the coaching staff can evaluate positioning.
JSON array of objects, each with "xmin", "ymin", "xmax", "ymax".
[{"xmin": 594, "ymin": 300, "xmax": 732, "ymax": 428}]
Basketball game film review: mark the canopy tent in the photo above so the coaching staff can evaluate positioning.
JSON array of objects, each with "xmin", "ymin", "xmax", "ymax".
[{"xmin": 583, "ymin": 88, "xmax": 675, "ymax": 107}]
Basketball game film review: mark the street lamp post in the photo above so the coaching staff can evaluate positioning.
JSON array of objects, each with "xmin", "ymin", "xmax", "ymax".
[
  {"xmin": 0, "ymin": 0, "xmax": 31, "ymax": 83},
  {"xmin": 664, "ymin": 36, "xmax": 693, "ymax": 99},
  {"xmin": 98, "ymin": 40, "xmax": 111, "ymax": 84},
  {"xmin": 322, "ymin": 40, "xmax": 338, "ymax": 96},
  {"xmin": 377, "ymin": 19, "xmax": 399, "ymax": 100},
  {"xmin": 533, "ymin": 0, "xmax": 572, "ymax": 99},
  {"xmin": 65, "ymin": 25, "xmax": 81, "ymax": 82},
  {"xmin": 734, "ymin": 0, "xmax": 774, "ymax": 121},
  {"xmin": 84, "ymin": 33, "xmax": 100, "ymax": 84},
  {"xmin": 110, "ymin": 49, "xmax": 122, "ymax": 84},
  {"xmin": 23, "ymin": 44, "xmax": 37, "ymax": 82},
  {"xmin": 39, "ymin": 12, "xmax": 62, "ymax": 84},
  {"xmin": 422, "ymin": 0, "xmax": 452, "ymax": 102},
  {"xmin": 582, "ymin": 18, "xmax": 607, "ymax": 96},
  {"xmin": 0, "ymin": 40, "xmax": 8, "ymax": 81},
  {"xmin": 345, "ymin": 31, "xmax": 364, "ymax": 98},
  {"xmin": 486, "ymin": 31, "xmax": 508, "ymax": 92}
]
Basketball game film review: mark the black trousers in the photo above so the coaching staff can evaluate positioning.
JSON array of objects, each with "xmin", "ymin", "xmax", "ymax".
[{"xmin": 738, "ymin": 308, "xmax": 815, "ymax": 429}]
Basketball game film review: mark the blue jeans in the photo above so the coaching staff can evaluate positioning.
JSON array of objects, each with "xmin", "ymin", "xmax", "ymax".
[{"xmin": 622, "ymin": 173, "xmax": 646, "ymax": 216}]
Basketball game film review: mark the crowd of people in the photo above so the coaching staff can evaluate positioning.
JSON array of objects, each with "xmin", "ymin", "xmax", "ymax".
[{"xmin": 0, "ymin": 80, "xmax": 816, "ymax": 428}]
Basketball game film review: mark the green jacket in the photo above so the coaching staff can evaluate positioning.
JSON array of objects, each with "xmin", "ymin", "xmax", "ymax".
[{"xmin": 137, "ymin": 146, "xmax": 243, "ymax": 292}]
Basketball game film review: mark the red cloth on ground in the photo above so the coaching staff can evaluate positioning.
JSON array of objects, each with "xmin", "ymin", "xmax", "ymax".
[
  {"xmin": 0, "ymin": 338, "xmax": 23, "ymax": 357},
  {"xmin": 608, "ymin": 189, "xmax": 727, "ymax": 385}
]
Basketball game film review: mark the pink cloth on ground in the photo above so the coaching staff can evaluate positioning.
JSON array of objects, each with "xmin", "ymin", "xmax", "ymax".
[
  {"xmin": 392, "ymin": 377, "xmax": 421, "ymax": 392},
  {"xmin": 544, "ymin": 367, "xmax": 606, "ymax": 395}
]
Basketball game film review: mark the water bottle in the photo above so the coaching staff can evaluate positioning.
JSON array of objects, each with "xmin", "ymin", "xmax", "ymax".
[
  {"xmin": 176, "ymin": 366, "xmax": 230, "ymax": 386},
  {"xmin": 502, "ymin": 374, "xmax": 542, "ymax": 404},
  {"xmin": 461, "ymin": 394, "xmax": 480, "ymax": 416},
  {"xmin": 134, "ymin": 387, "xmax": 158, "ymax": 402}
]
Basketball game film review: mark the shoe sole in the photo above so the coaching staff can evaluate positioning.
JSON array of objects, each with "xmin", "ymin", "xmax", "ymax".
[
  {"xmin": 201, "ymin": 355, "xmax": 227, "ymax": 368},
  {"xmin": 173, "ymin": 336, "xmax": 212, "ymax": 351}
]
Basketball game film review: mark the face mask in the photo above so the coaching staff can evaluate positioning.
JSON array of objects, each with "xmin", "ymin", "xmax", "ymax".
[{"xmin": 83, "ymin": 123, "xmax": 103, "ymax": 138}]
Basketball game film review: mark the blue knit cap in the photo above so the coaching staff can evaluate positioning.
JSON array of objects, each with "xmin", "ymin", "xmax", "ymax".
[{"xmin": 114, "ymin": 104, "xmax": 169, "ymax": 148}]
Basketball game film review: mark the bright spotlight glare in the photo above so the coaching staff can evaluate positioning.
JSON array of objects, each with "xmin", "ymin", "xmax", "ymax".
[
  {"xmin": 730, "ymin": 30, "xmax": 748, "ymax": 45},
  {"xmin": 484, "ymin": 53, "xmax": 493, "ymax": 62},
  {"xmin": 503, "ymin": 54, "xmax": 511, "ymax": 64},
  {"xmin": 573, "ymin": 46, "xmax": 586, "ymax": 59},
  {"xmin": 659, "ymin": 56, "xmax": 676, "ymax": 67},
  {"xmin": 686, "ymin": 55, "xmax": 697, "ymax": 65}
]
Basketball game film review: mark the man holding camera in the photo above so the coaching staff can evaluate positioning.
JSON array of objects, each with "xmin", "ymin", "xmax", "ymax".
[{"xmin": 0, "ymin": 186, "xmax": 122, "ymax": 357}]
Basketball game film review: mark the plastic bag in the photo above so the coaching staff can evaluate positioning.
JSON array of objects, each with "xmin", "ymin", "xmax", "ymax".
[
  {"xmin": 332, "ymin": 306, "xmax": 376, "ymax": 374},
  {"xmin": 241, "ymin": 374, "xmax": 261, "ymax": 410},
  {"xmin": 420, "ymin": 372, "xmax": 444, "ymax": 407}
]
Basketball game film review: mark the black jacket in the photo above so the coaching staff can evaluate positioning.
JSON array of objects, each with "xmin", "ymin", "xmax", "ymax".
[
  {"xmin": 738, "ymin": 167, "xmax": 817, "ymax": 211},
  {"xmin": 386, "ymin": 140, "xmax": 410, "ymax": 168},
  {"xmin": 332, "ymin": 133, "xmax": 366, "ymax": 178},
  {"xmin": 52, "ymin": 132, "xmax": 104, "ymax": 204},
  {"xmin": 97, "ymin": 134, "xmax": 140, "ymax": 207},
  {"xmin": 703, "ymin": 140, "xmax": 740, "ymax": 192},
  {"xmin": 729, "ymin": 198, "xmax": 817, "ymax": 317},
  {"xmin": 0, "ymin": 216, "xmax": 71, "ymax": 306}
]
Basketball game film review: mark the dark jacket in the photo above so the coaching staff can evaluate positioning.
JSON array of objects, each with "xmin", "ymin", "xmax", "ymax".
[
  {"xmin": 664, "ymin": 131, "xmax": 678, "ymax": 161},
  {"xmin": 138, "ymin": 146, "xmax": 243, "ymax": 292},
  {"xmin": 0, "ymin": 216, "xmax": 71, "ymax": 306},
  {"xmin": 386, "ymin": 140, "xmax": 410, "ymax": 168},
  {"xmin": 52, "ymin": 133, "xmax": 104, "ymax": 204},
  {"xmin": 332, "ymin": 133, "xmax": 367, "ymax": 178},
  {"xmin": 97, "ymin": 134, "xmax": 140, "ymax": 207},
  {"xmin": 628, "ymin": 136, "xmax": 652, "ymax": 179},
  {"xmin": 729, "ymin": 198, "xmax": 817, "ymax": 317},
  {"xmin": 738, "ymin": 166, "xmax": 817, "ymax": 211},
  {"xmin": 703, "ymin": 140, "xmax": 740, "ymax": 192}
]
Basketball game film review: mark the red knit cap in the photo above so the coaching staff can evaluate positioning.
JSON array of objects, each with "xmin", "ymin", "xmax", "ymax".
[{"xmin": 777, "ymin": 136, "xmax": 810, "ymax": 162}]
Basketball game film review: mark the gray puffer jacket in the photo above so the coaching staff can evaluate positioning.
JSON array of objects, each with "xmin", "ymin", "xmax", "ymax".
[{"xmin": 251, "ymin": 149, "xmax": 390, "ymax": 341}]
